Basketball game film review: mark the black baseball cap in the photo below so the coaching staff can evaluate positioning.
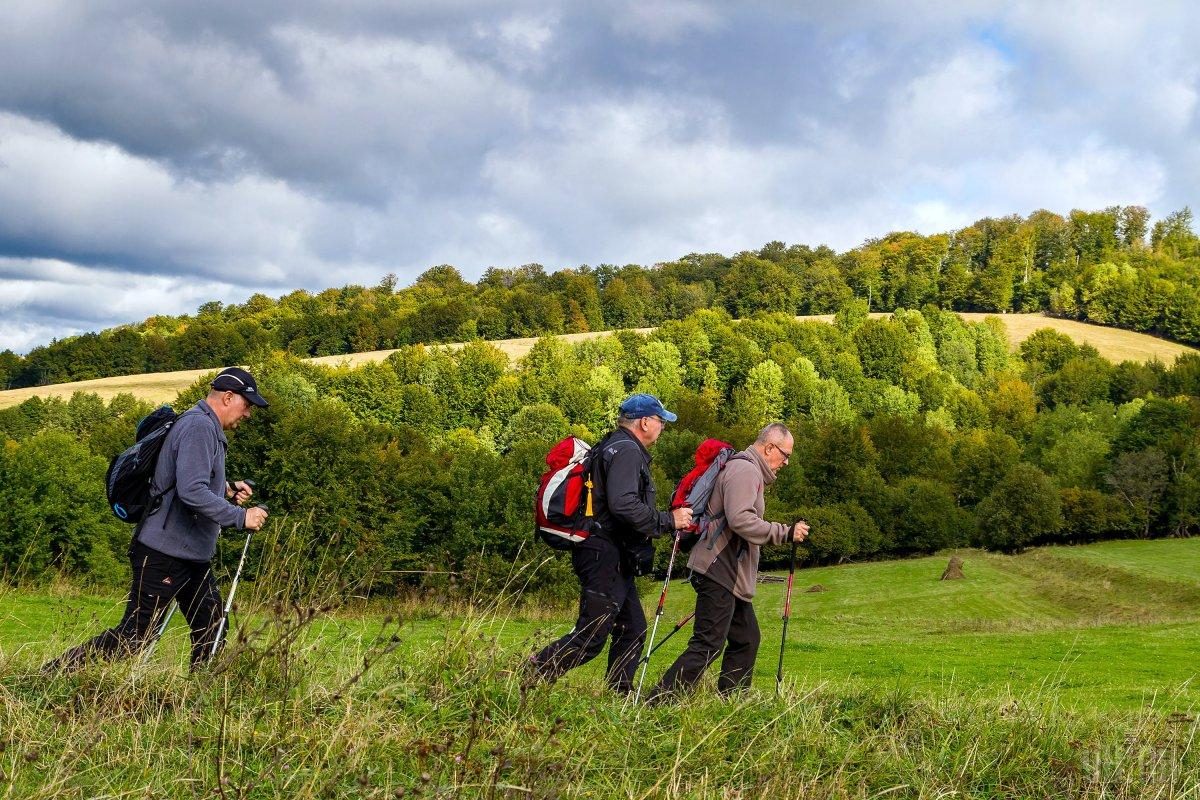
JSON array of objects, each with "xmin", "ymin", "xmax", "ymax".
[{"xmin": 211, "ymin": 367, "xmax": 268, "ymax": 408}]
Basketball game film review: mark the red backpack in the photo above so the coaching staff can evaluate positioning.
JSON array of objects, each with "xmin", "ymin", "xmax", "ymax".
[
  {"xmin": 535, "ymin": 436, "xmax": 599, "ymax": 550},
  {"xmin": 670, "ymin": 438, "xmax": 736, "ymax": 550}
]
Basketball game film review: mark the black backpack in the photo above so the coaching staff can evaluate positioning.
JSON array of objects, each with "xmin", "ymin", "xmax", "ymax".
[{"xmin": 105, "ymin": 406, "xmax": 181, "ymax": 523}]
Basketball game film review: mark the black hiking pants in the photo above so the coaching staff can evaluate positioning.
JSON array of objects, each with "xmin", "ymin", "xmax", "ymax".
[
  {"xmin": 530, "ymin": 535, "xmax": 646, "ymax": 693},
  {"xmin": 648, "ymin": 571, "xmax": 760, "ymax": 702},
  {"xmin": 45, "ymin": 538, "xmax": 224, "ymax": 672}
]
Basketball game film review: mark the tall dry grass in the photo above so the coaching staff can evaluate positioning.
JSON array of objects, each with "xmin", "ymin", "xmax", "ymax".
[{"xmin": 3, "ymin": 516, "xmax": 1199, "ymax": 798}]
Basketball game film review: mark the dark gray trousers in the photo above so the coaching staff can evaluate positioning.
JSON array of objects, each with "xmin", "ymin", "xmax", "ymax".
[
  {"xmin": 45, "ymin": 539, "xmax": 223, "ymax": 672},
  {"xmin": 530, "ymin": 535, "xmax": 646, "ymax": 693},
  {"xmin": 649, "ymin": 571, "xmax": 760, "ymax": 701}
]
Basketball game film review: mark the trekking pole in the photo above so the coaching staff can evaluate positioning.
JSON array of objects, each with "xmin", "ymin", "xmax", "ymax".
[
  {"xmin": 642, "ymin": 611, "xmax": 695, "ymax": 660},
  {"xmin": 140, "ymin": 601, "xmax": 176, "ymax": 662},
  {"xmin": 634, "ymin": 531, "xmax": 683, "ymax": 703},
  {"xmin": 210, "ymin": 503, "xmax": 264, "ymax": 659},
  {"xmin": 776, "ymin": 526, "xmax": 800, "ymax": 696}
]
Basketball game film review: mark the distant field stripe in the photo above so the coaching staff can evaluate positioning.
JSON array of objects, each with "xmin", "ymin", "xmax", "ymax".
[
  {"xmin": 1039, "ymin": 539, "xmax": 1200, "ymax": 587},
  {"xmin": 3, "ymin": 313, "xmax": 1194, "ymax": 410},
  {"xmin": 989, "ymin": 548, "xmax": 1200, "ymax": 624}
]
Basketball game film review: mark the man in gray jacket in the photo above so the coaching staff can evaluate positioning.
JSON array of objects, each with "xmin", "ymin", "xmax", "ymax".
[
  {"xmin": 44, "ymin": 367, "xmax": 269, "ymax": 673},
  {"xmin": 648, "ymin": 422, "xmax": 809, "ymax": 701}
]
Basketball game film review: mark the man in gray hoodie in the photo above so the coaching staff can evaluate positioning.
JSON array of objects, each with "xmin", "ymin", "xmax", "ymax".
[
  {"xmin": 648, "ymin": 422, "xmax": 809, "ymax": 701},
  {"xmin": 44, "ymin": 367, "xmax": 269, "ymax": 673}
]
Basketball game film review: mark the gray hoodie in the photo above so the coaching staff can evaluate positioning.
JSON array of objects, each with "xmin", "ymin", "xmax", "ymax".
[
  {"xmin": 686, "ymin": 446, "xmax": 792, "ymax": 600},
  {"xmin": 136, "ymin": 400, "xmax": 247, "ymax": 562}
]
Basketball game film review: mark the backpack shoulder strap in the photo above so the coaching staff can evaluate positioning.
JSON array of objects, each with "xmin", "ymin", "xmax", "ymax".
[
  {"xmin": 150, "ymin": 406, "xmax": 205, "ymax": 498},
  {"xmin": 697, "ymin": 452, "xmax": 756, "ymax": 550},
  {"xmin": 588, "ymin": 430, "xmax": 639, "ymax": 470}
]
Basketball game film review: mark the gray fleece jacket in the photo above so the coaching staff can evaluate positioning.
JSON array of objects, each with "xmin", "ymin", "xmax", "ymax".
[
  {"xmin": 686, "ymin": 446, "xmax": 792, "ymax": 600},
  {"xmin": 136, "ymin": 400, "xmax": 247, "ymax": 562}
]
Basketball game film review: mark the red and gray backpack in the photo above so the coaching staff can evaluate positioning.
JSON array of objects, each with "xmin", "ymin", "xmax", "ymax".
[
  {"xmin": 535, "ymin": 436, "xmax": 601, "ymax": 550},
  {"xmin": 670, "ymin": 438, "xmax": 737, "ymax": 550}
]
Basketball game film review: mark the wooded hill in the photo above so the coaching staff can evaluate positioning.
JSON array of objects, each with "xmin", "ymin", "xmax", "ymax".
[
  {"xmin": 3, "ymin": 204, "xmax": 1198, "ymax": 390},
  {"xmin": 3, "ymin": 305, "xmax": 1199, "ymax": 599},
  {"xmin": 2, "ymin": 312, "xmax": 1192, "ymax": 412}
]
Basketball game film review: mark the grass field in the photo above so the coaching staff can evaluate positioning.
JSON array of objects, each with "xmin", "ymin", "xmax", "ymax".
[
  {"xmin": 2, "ymin": 312, "xmax": 1193, "ymax": 411},
  {"xmin": 3, "ymin": 535, "xmax": 1199, "ymax": 797}
]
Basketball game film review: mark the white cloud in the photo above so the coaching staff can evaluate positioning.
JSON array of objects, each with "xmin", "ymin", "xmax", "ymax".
[
  {"xmin": 481, "ymin": 97, "xmax": 813, "ymax": 262},
  {"xmin": 0, "ymin": 256, "xmax": 262, "ymax": 351},
  {"xmin": 609, "ymin": 0, "xmax": 722, "ymax": 43},
  {"xmin": 0, "ymin": 2, "xmax": 1197, "ymax": 352},
  {"xmin": 0, "ymin": 113, "xmax": 332, "ymax": 283},
  {"xmin": 990, "ymin": 138, "xmax": 1166, "ymax": 212},
  {"xmin": 473, "ymin": 12, "xmax": 558, "ymax": 72},
  {"xmin": 888, "ymin": 46, "xmax": 1014, "ymax": 160}
]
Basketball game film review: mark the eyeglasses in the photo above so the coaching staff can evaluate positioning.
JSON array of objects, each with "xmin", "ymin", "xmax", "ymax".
[{"xmin": 773, "ymin": 443, "xmax": 792, "ymax": 461}]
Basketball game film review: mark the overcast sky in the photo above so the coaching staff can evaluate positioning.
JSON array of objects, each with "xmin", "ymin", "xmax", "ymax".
[{"xmin": 0, "ymin": 1, "xmax": 1197, "ymax": 353}]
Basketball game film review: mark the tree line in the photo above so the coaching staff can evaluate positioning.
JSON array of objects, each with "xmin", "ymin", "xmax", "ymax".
[
  {"xmin": 3, "ymin": 205, "xmax": 1198, "ymax": 390},
  {"xmin": 2, "ymin": 308, "xmax": 1197, "ymax": 598}
]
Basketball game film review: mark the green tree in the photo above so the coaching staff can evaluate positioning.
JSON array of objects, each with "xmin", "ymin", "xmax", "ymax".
[
  {"xmin": 952, "ymin": 429, "xmax": 1021, "ymax": 506},
  {"xmin": 1104, "ymin": 448, "xmax": 1169, "ymax": 537},
  {"xmin": 455, "ymin": 341, "xmax": 509, "ymax": 422},
  {"xmin": 834, "ymin": 298, "xmax": 869, "ymax": 334},
  {"xmin": 782, "ymin": 357, "xmax": 821, "ymax": 420},
  {"xmin": 1039, "ymin": 357, "xmax": 1114, "ymax": 408},
  {"xmin": 796, "ymin": 502, "xmax": 884, "ymax": 565},
  {"xmin": 1150, "ymin": 207, "xmax": 1196, "ymax": 259},
  {"xmin": 731, "ymin": 359, "xmax": 784, "ymax": 429},
  {"xmin": 1042, "ymin": 428, "xmax": 1111, "ymax": 489},
  {"xmin": 0, "ymin": 432, "xmax": 127, "ymax": 584},
  {"xmin": 582, "ymin": 366, "xmax": 626, "ymax": 433},
  {"xmin": 719, "ymin": 255, "xmax": 802, "ymax": 317},
  {"xmin": 1019, "ymin": 329, "xmax": 1080, "ymax": 375},
  {"xmin": 1118, "ymin": 205, "xmax": 1150, "ymax": 249},
  {"xmin": 983, "ymin": 378, "xmax": 1037, "ymax": 440},
  {"xmin": 888, "ymin": 477, "xmax": 967, "ymax": 553},
  {"xmin": 809, "ymin": 379, "xmax": 855, "ymax": 425},
  {"xmin": 635, "ymin": 341, "xmax": 684, "ymax": 405},
  {"xmin": 1058, "ymin": 487, "xmax": 1133, "ymax": 542},
  {"xmin": 852, "ymin": 318, "xmax": 915, "ymax": 384},
  {"xmin": 976, "ymin": 464, "xmax": 1062, "ymax": 552},
  {"xmin": 501, "ymin": 404, "xmax": 571, "ymax": 450}
]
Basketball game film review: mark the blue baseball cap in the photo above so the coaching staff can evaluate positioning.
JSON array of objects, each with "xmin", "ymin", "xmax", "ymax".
[{"xmin": 619, "ymin": 393, "xmax": 677, "ymax": 423}]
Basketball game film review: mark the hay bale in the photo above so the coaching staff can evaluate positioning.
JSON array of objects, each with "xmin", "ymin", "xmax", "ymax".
[
  {"xmin": 941, "ymin": 555, "xmax": 965, "ymax": 581},
  {"xmin": 805, "ymin": 584, "xmax": 828, "ymax": 593}
]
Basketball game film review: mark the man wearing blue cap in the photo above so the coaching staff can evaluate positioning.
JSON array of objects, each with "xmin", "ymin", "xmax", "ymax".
[
  {"xmin": 528, "ymin": 393, "xmax": 693, "ymax": 694},
  {"xmin": 43, "ymin": 367, "xmax": 269, "ymax": 674}
]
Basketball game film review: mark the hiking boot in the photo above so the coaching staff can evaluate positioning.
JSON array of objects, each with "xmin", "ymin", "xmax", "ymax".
[
  {"xmin": 517, "ymin": 655, "xmax": 548, "ymax": 692},
  {"xmin": 39, "ymin": 649, "xmax": 86, "ymax": 678}
]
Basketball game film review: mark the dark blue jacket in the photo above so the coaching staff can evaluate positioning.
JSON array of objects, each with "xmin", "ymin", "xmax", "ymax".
[
  {"xmin": 591, "ymin": 427, "xmax": 675, "ymax": 547},
  {"xmin": 136, "ymin": 400, "xmax": 246, "ymax": 562}
]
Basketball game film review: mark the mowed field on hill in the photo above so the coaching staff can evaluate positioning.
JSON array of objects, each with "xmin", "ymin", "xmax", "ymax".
[{"xmin": 1, "ymin": 313, "xmax": 1195, "ymax": 411}]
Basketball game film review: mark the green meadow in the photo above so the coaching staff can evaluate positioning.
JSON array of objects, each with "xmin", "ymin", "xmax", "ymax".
[{"xmin": 2, "ymin": 536, "xmax": 1199, "ymax": 797}]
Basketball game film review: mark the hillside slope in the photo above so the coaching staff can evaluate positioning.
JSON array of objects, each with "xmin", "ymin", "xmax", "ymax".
[
  {"xmin": 6, "ymin": 539, "xmax": 1198, "ymax": 710},
  {"xmin": 1, "ymin": 312, "xmax": 1193, "ymax": 410}
]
